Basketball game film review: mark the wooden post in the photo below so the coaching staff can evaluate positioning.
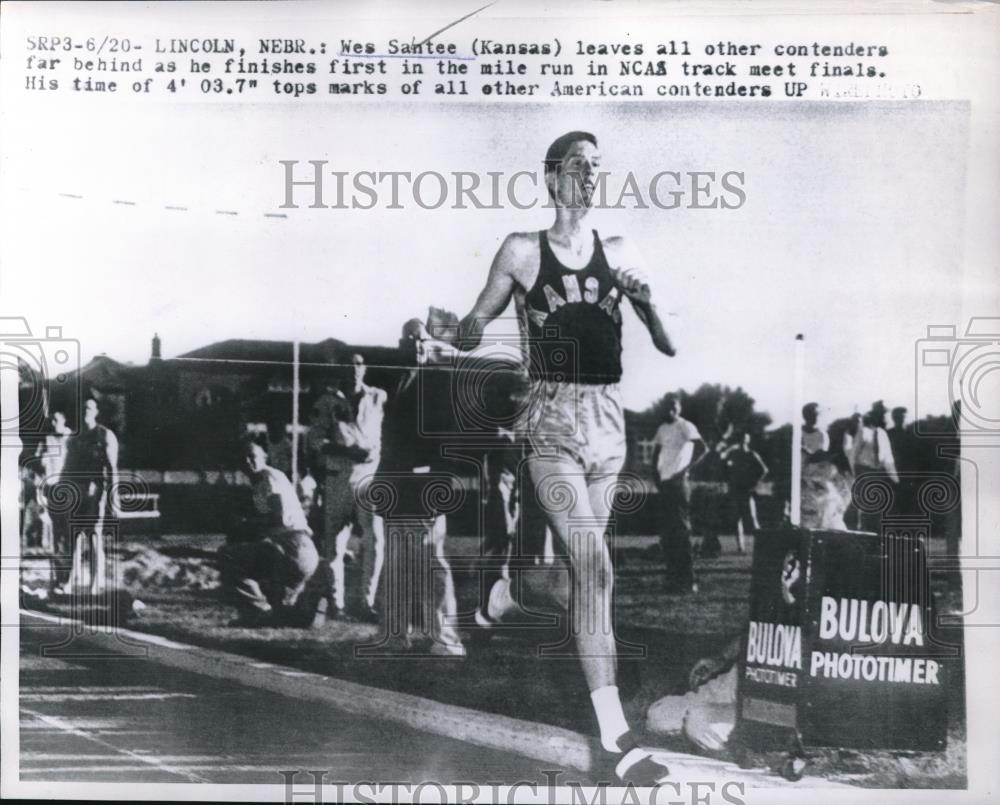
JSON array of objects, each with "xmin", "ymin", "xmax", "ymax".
[
  {"xmin": 291, "ymin": 339, "xmax": 300, "ymax": 486},
  {"xmin": 791, "ymin": 334, "xmax": 804, "ymax": 526}
]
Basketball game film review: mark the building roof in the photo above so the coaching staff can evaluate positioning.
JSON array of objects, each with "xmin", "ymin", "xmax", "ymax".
[
  {"xmin": 176, "ymin": 338, "xmax": 405, "ymax": 369},
  {"xmin": 68, "ymin": 354, "xmax": 138, "ymax": 391}
]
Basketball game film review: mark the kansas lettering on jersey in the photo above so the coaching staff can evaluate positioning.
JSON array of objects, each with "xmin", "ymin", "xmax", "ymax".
[{"xmin": 520, "ymin": 230, "xmax": 623, "ymax": 384}]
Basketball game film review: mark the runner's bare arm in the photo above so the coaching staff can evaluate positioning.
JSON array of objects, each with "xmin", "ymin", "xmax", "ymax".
[
  {"xmin": 458, "ymin": 234, "xmax": 530, "ymax": 349},
  {"xmin": 605, "ymin": 237, "xmax": 676, "ymax": 357}
]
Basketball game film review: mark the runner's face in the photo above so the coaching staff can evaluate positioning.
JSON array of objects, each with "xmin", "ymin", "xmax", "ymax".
[{"xmin": 554, "ymin": 141, "xmax": 601, "ymax": 209}]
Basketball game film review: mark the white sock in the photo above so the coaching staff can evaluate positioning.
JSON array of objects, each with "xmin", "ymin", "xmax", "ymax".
[{"xmin": 590, "ymin": 685, "xmax": 631, "ymax": 752}]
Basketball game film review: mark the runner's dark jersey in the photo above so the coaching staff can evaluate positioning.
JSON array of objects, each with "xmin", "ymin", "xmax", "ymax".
[{"xmin": 520, "ymin": 230, "xmax": 623, "ymax": 384}]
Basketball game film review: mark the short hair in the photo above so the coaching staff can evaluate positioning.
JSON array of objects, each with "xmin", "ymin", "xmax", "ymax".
[
  {"xmin": 802, "ymin": 402, "xmax": 819, "ymax": 418},
  {"xmin": 891, "ymin": 406, "xmax": 907, "ymax": 418},
  {"xmin": 543, "ymin": 131, "xmax": 598, "ymax": 174},
  {"xmin": 663, "ymin": 392, "xmax": 680, "ymax": 408},
  {"xmin": 242, "ymin": 438, "xmax": 266, "ymax": 459},
  {"xmin": 401, "ymin": 318, "xmax": 425, "ymax": 340}
]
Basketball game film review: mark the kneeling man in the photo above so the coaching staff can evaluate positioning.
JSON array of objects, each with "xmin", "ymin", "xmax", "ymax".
[{"xmin": 219, "ymin": 441, "xmax": 319, "ymax": 627}]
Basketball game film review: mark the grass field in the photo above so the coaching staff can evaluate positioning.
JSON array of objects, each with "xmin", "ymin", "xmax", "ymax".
[{"xmin": 21, "ymin": 531, "xmax": 967, "ymax": 788}]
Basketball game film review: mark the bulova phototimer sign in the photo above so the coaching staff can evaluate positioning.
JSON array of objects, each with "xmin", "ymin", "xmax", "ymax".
[{"xmin": 737, "ymin": 528, "xmax": 948, "ymax": 750}]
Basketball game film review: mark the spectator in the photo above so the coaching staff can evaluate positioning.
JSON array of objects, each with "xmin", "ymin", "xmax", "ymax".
[
  {"xmin": 695, "ymin": 410, "xmax": 732, "ymax": 559},
  {"xmin": 370, "ymin": 320, "xmax": 465, "ymax": 655},
  {"xmin": 478, "ymin": 424, "xmax": 552, "ymax": 623},
  {"xmin": 20, "ymin": 464, "xmax": 46, "ymax": 553},
  {"xmin": 218, "ymin": 440, "xmax": 319, "ymax": 627},
  {"xmin": 722, "ymin": 433, "xmax": 768, "ymax": 551},
  {"xmin": 888, "ymin": 406, "xmax": 918, "ymax": 516},
  {"xmin": 304, "ymin": 403, "xmax": 329, "ymax": 534},
  {"xmin": 480, "ymin": 428, "xmax": 520, "ymax": 604},
  {"xmin": 646, "ymin": 635, "xmax": 741, "ymax": 756},
  {"xmin": 800, "ymin": 402, "xmax": 851, "ymax": 530},
  {"xmin": 53, "ymin": 399, "xmax": 118, "ymax": 595},
  {"xmin": 32, "ymin": 411, "xmax": 72, "ymax": 556},
  {"xmin": 265, "ymin": 419, "xmax": 294, "ymax": 479},
  {"xmin": 297, "ymin": 468, "xmax": 318, "ymax": 520},
  {"xmin": 651, "ymin": 394, "xmax": 707, "ymax": 594},
  {"xmin": 309, "ymin": 354, "xmax": 387, "ymax": 621},
  {"xmin": 844, "ymin": 400, "xmax": 898, "ymax": 532},
  {"xmin": 37, "ymin": 410, "xmax": 71, "ymax": 480}
]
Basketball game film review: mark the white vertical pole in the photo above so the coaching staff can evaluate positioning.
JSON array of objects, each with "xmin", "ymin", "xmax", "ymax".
[
  {"xmin": 790, "ymin": 333, "xmax": 804, "ymax": 527},
  {"xmin": 291, "ymin": 339, "xmax": 300, "ymax": 486}
]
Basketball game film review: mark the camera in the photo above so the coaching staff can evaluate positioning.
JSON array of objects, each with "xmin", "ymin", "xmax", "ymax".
[{"xmin": 914, "ymin": 317, "xmax": 1000, "ymax": 437}]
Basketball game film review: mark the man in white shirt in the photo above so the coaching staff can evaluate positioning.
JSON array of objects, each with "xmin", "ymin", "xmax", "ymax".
[
  {"xmin": 843, "ymin": 400, "xmax": 898, "ymax": 533},
  {"xmin": 32, "ymin": 410, "xmax": 71, "ymax": 554},
  {"xmin": 218, "ymin": 441, "xmax": 319, "ymax": 627},
  {"xmin": 651, "ymin": 394, "xmax": 707, "ymax": 593},
  {"xmin": 309, "ymin": 354, "xmax": 387, "ymax": 621}
]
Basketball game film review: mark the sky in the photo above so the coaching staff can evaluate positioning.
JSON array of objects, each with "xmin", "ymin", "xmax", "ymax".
[{"xmin": 1, "ymin": 97, "xmax": 968, "ymax": 426}]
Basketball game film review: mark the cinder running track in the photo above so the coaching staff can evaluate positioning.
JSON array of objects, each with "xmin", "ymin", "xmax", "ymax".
[{"xmin": 18, "ymin": 621, "xmax": 566, "ymax": 786}]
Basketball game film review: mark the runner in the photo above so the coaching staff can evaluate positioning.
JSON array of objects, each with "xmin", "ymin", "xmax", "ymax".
[{"xmin": 457, "ymin": 131, "xmax": 677, "ymax": 785}]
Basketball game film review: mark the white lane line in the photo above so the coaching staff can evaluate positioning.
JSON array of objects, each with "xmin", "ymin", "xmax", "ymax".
[
  {"xmin": 21, "ymin": 730, "xmax": 159, "ymax": 738},
  {"xmin": 19, "ymin": 764, "xmax": 290, "ymax": 774},
  {"xmin": 27, "ymin": 686, "xmax": 174, "ymax": 693},
  {"xmin": 20, "ymin": 708, "xmax": 212, "ymax": 784},
  {"xmin": 23, "ymin": 754, "xmax": 229, "ymax": 762},
  {"xmin": 22, "ymin": 693, "xmax": 197, "ymax": 702}
]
